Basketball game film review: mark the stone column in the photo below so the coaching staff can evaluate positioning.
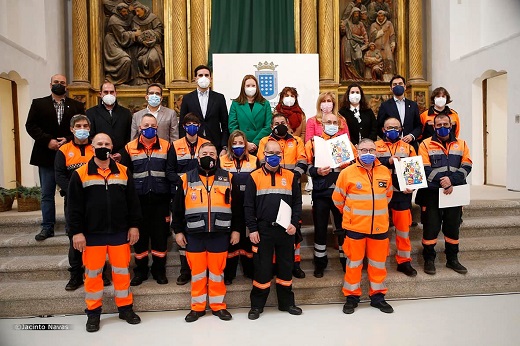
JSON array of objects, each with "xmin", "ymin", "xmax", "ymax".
[
  {"xmin": 190, "ymin": 0, "xmax": 207, "ymax": 77},
  {"xmin": 408, "ymin": 0, "xmax": 425, "ymax": 81},
  {"xmin": 71, "ymin": 0, "xmax": 89, "ymax": 83},
  {"xmin": 167, "ymin": 0, "xmax": 188, "ymax": 83},
  {"xmin": 318, "ymin": 0, "xmax": 335, "ymax": 82},
  {"xmin": 300, "ymin": 0, "xmax": 317, "ymax": 53}
]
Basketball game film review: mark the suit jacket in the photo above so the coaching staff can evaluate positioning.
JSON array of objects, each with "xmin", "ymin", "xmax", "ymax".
[
  {"xmin": 131, "ymin": 106, "xmax": 179, "ymax": 143},
  {"xmin": 339, "ymin": 107, "xmax": 378, "ymax": 145},
  {"xmin": 86, "ymin": 102, "xmax": 132, "ymax": 153},
  {"xmin": 228, "ymin": 100, "xmax": 272, "ymax": 146},
  {"xmin": 377, "ymin": 97, "xmax": 421, "ymax": 143},
  {"xmin": 25, "ymin": 95, "xmax": 85, "ymax": 167},
  {"xmin": 179, "ymin": 89, "xmax": 229, "ymax": 150}
]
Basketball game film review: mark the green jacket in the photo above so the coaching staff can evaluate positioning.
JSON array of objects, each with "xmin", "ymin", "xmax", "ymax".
[{"xmin": 228, "ymin": 100, "xmax": 272, "ymax": 146}]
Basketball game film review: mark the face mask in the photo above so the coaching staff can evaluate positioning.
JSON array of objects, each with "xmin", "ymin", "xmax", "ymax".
[
  {"xmin": 349, "ymin": 93, "xmax": 361, "ymax": 104},
  {"xmin": 51, "ymin": 83, "xmax": 66, "ymax": 96},
  {"xmin": 197, "ymin": 76, "xmax": 210, "ymax": 89},
  {"xmin": 283, "ymin": 96, "xmax": 295, "ymax": 107},
  {"xmin": 324, "ymin": 124, "xmax": 339, "ymax": 136},
  {"xmin": 265, "ymin": 154, "xmax": 282, "ymax": 168},
  {"xmin": 272, "ymin": 124, "xmax": 288, "ymax": 138},
  {"xmin": 392, "ymin": 85, "xmax": 405, "ymax": 97},
  {"xmin": 95, "ymin": 147, "xmax": 111, "ymax": 161},
  {"xmin": 74, "ymin": 129, "xmax": 89, "ymax": 140},
  {"xmin": 199, "ymin": 156, "xmax": 216, "ymax": 171},
  {"xmin": 436, "ymin": 127, "xmax": 450, "ymax": 137},
  {"xmin": 321, "ymin": 102, "xmax": 333, "ymax": 114},
  {"xmin": 147, "ymin": 94, "xmax": 161, "ymax": 107},
  {"xmin": 141, "ymin": 127, "xmax": 157, "ymax": 139},
  {"xmin": 102, "ymin": 94, "xmax": 116, "ymax": 106},
  {"xmin": 359, "ymin": 153, "xmax": 376, "ymax": 165},
  {"xmin": 434, "ymin": 96, "xmax": 447, "ymax": 108},
  {"xmin": 184, "ymin": 124, "xmax": 199, "ymax": 136},
  {"xmin": 232, "ymin": 145, "xmax": 245, "ymax": 157},
  {"xmin": 385, "ymin": 129, "xmax": 400, "ymax": 141},
  {"xmin": 245, "ymin": 87, "xmax": 257, "ymax": 97}
]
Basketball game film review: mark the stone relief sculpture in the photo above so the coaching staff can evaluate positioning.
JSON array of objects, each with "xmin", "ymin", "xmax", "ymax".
[{"xmin": 340, "ymin": 7, "xmax": 369, "ymax": 81}]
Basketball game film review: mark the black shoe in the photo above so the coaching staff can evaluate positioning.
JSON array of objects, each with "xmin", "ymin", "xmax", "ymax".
[
  {"xmin": 342, "ymin": 300, "xmax": 358, "ymax": 314},
  {"xmin": 152, "ymin": 272, "xmax": 168, "ymax": 285},
  {"xmin": 411, "ymin": 221, "xmax": 418, "ymax": 227},
  {"xmin": 130, "ymin": 275, "xmax": 148, "ymax": 286},
  {"xmin": 212, "ymin": 309, "xmax": 232, "ymax": 321},
  {"xmin": 397, "ymin": 262, "xmax": 418, "ymax": 277},
  {"xmin": 313, "ymin": 267, "xmax": 324, "ymax": 278},
  {"xmin": 279, "ymin": 305, "xmax": 302, "ymax": 315},
  {"xmin": 446, "ymin": 260, "xmax": 468, "ymax": 274},
  {"xmin": 176, "ymin": 273, "xmax": 191, "ymax": 285},
  {"xmin": 224, "ymin": 278, "xmax": 233, "ymax": 285},
  {"xmin": 370, "ymin": 300, "xmax": 394, "ymax": 313},
  {"xmin": 185, "ymin": 310, "xmax": 206, "ymax": 322},
  {"xmin": 248, "ymin": 308, "xmax": 263, "ymax": 320},
  {"xmin": 65, "ymin": 275, "xmax": 83, "ymax": 291},
  {"xmin": 424, "ymin": 260, "xmax": 436, "ymax": 275},
  {"xmin": 292, "ymin": 267, "xmax": 306, "ymax": 279},
  {"xmin": 86, "ymin": 315, "xmax": 100, "ymax": 332},
  {"xmin": 35, "ymin": 229, "xmax": 54, "ymax": 241},
  {"xmin": 118, "ymin": 309, "xmax": 141, "ymax": 324},
  {"xmin": 103, "ymin": 275, "xmax": 111, "ymax": 287}
]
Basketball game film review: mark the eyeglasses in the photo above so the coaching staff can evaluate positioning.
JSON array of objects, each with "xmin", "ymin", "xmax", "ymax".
[
  {"xmin": 147, "ymin": 92, "xmax": 161, "ymax": 96},
  {"xmin": 385, "ymin": 126, "xmax": 400, "ymax": 131},
  {"xmin": 265, "ymin": 151, "xmax": 282, "ymax": 156},
  {"xmin": 323, "ymin": 121, "xmax": 339, "ymax": 125},
  {"xmin": 359, "ymin": 148, "xmax": 376, "ymax": 154}
]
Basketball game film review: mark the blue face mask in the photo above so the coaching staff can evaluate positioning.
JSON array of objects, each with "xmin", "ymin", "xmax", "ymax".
[
  {"xmin": 436, "ymin": 127, "xmax": 450, "ymax": 137},
  {"xmin": 385, "ymin": 129, "xmax": 400, "ymax": 141},
  {"xmin": 141, "ymin": 127, "xmax": 157, "ymax": 139},
  {"xmin": 74, "ymin": 129, "xmax": 89, "ymax": 140},
  {"xmin": 265, "ymin": 154, "xmax": 282, "ymax": 167},
  {"xmin": 147, "ymin": 94, "xmax": 161, "ymax": 107},
  {"xmin": 184, "ymin": 124, "xmax": 199, "ymax": 136},
  {"xmin": 232, "ymin": 145, "xmax": 245, "ymax": 157},
  {"xmin": 359, "ymin": 153, "xmax": 376, "ymax": 165},
  {"xmin": 392, "ymin": 85, "xmax": 405, "ymax": 96}
]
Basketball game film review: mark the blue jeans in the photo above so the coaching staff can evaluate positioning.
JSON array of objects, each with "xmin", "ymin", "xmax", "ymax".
[{"xmin": 38, "ymin": 166, "xmax": 56, "ymax": 231}]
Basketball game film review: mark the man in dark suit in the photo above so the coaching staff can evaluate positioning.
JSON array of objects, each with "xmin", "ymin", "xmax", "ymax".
[
  {"xmin": 179, "ymin": 65, "xmax": 229, "ymax": 155},
  {"xmin": 26, "ymin": 74, "xmax": 85, "ymax": 241},
  {"xmin": 86, "ymin": 82, "xmax": 132, "ymax": 161},
  {"xmin": 377, "ymin": 75, "xmax": 421, "ymax": 150}
]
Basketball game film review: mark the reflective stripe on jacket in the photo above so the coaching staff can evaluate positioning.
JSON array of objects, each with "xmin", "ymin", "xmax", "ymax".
[
  {"xmin": 257, "ymin": 134, "xmax": 307, "ymax": 177},
  {"xmin": 173, "ymin": 137, "xmax": 209, "ymax": 173}
]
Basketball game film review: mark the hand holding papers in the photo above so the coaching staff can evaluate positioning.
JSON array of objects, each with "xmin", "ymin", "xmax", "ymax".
[
  {"xmin": 276, "ymin": 199, "xmax": 292, "ymax": 229},
  {"xmin": 393, "ymin": 156, "xmax": 428, "ymax": 191},
  {"xmin": 313, "ymin": 134, "xmax": 355, "ymax": 168},
  {"xmin": 439, "ymin": 184, "xmax": 470, "ymax": 208}
]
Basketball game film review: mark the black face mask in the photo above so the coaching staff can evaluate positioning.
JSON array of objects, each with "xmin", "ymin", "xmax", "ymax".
[
  {"xmin": 51, "ymin": 83, "xmax": 66, "ymax": 96},
  {"xmin": 272, "ymin": 124, "xmax": 288, "ymax": 138},
  {"xmin": 199, "ymin": 156, "xmax": 217, "ymax": 171},
  {"xmin": 94, "ymin": 147, "xmax": 111, "ymax": 161}
]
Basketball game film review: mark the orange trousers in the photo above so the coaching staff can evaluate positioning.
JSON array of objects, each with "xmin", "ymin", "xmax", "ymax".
[
  {"xmin": 391, "ymin": 209, "xmax": 412, "ymax": 264},
  {"xmin": 83, "ymin": 244, "xmax": 132, "ymax": 311},
  {"xmin": 186, "ymin": 251, "xmax": 227, "ymax": 312},
  {"xmin": 342, "ymin": 235, "xmax": 389, "ymax": 297}
]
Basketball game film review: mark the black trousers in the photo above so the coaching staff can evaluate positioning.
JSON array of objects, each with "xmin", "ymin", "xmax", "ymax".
[
  {"xmin": 133, "ymin": 195, "xmax": 170, "ymax": 276},
  {"xmin": 250, "ymin": 223, "xmax": 295, "ymax": 309},
  {"xmin": 421, "ymin": 190, "xmax": 462, "ymax": 261},
  {"xmin": 224, "ymin": 225, "xmax": 253, "ymax": 280},
  {"xmin": 312, "ymin": 196, "xmax": 342, "ymax": 269},
  {"xmin": 64, "ymin": 195, "xmax": 83, "ymax": 276}
]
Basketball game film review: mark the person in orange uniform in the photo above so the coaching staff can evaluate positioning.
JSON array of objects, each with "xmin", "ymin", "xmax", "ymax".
[
  {"xmin": 55, "ymin": 114, "xmax": 95, "ymax": 291},
  {"xmin": 68, "ymin": 133, "xmax": 142, "ymax": 332},
  {"xmin": 220, "ymin": 130, "xmax": 258, "ymax": 284},
  {"xmin": 121, "ymin": 114, "xmax": 179, "ymax": 286},
  {"xmin": 375, "ymin": 117, "xmax": 418, "ymax": 277},
  {"xmin": 257, "ymin": 114, "xmax": 308, "ymax": 278},
  {"xmin": 170, "ymin": 112, "xmax": 210, "ymax": 285},
  {"xmin": 419, "ymin": 87, "xmax": 460, "ymax": 143},
  {"xmin": 332, "ymin": 138, "xmax": 394, "ymax": 314},
  {"xmin": 416, "ymin": 114, "xmax": 472, "ymax": 275},
  {"xmin": 305, "ymin": 112, "xmax": 357, "ymax": 277},
  {"xmin": 172, "ymin": 142, "xmax": 238, "ymax": 322},
  {"xmin": 245, "ymin": 140, "xmax": 303, "ymax": 320}
]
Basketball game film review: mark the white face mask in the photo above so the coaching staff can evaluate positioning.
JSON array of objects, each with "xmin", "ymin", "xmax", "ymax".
[
  {"xmin": 102, "ymin": 94, "xmax": 116, "ymax": 106},
  {"xmin": 434, "ymin": 96, "xmax": 447, "ymax": 108},
  {"xmin": 283, "ymin": 96, "xmax": 296, "ymax": 107},
  {"xmin": 349, "ymin": 93, "xmax": 361, "ymax": 104},
  {"xmin": 245, "ymin": 87, "xmax": 257, "ymax": 97},
  {"xmin": 197, "ymin": 76, "xmax": 210, "ymax": 89}
]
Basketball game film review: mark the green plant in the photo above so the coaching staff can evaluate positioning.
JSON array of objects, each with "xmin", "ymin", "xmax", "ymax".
[
  {"xmin": 15, "ymin": 185, "xmax": 42, "ymax": 201},
  {"xmin": 0, "ymin": 187, "xmax": 16, "ymax": 202}
]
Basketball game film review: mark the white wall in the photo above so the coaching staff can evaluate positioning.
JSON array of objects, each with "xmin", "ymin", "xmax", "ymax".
[
  {"xmin": 429, "ymin": 0, "xmax": 520, "ymax": 191},
  {"xmin": 0, "ymin": 0, "xmax": 67, "ymax": 187}
]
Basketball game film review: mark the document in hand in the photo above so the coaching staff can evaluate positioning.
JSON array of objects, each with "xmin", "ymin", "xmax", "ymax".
[
  {"xmin": 439, "ymin": 184, "xmax": 470, "ymax": 208},
  {"xmin": 313, "ymin": 134, "xmax": 355, "ymax": 168},
  {"xmin": 276, "ymin": 199, "xmax": 292, "ymax": 229},
  {"xmin": 393, "ymin": 156, "xmax": 428, "ymax": 191}
]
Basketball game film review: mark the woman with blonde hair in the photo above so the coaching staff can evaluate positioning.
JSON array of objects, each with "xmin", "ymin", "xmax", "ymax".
[{"xmin": 305, "ymin": 92, "xmax": 349, "ymax": 143}]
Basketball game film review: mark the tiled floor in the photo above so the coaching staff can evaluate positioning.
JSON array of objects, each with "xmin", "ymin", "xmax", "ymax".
[{"xmin": 1, "ymin": 293, "xmax": 519, "ymax": 346}]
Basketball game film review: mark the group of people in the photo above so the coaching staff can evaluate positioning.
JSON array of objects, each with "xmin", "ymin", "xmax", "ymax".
[{"xmin": 25, "ymin": 69, "xmax": 471, "ymax": 332}]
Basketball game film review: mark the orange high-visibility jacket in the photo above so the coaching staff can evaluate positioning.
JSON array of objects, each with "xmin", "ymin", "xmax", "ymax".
[
  {"xmin": 172, "ymin": 137, "xmax": 209, "ymax": 173},
  {"xmin": 55, "ymin": 140, "xmax": 95, "ymax": 194},
  {"xmin": 419, "ymin": 107, "xmax": 460, "ymax": 141},
  {"xmin": 257, "ymin": 134, "xmax": 307, "ymax": 178}
]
